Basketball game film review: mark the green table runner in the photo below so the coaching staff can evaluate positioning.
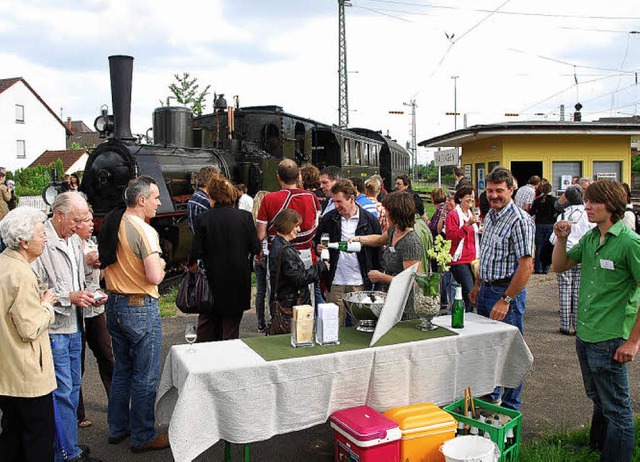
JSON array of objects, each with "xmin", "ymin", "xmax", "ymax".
[{"xmin": 242, "ymin": 319, "xmax": 457, "ymax": 362}]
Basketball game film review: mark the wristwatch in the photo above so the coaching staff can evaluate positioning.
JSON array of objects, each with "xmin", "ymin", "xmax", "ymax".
[{"xmin": 501, "ymin": 295, "xmax": 513, "ymax": 304}]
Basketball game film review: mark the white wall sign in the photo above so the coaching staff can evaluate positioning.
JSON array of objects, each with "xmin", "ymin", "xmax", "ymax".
[
  {"xmin": 434, "ymin": 148, "xmax": 459, "ymax": 167},
  {"xmin": 596, "ymin": 172, "xmax": 617, "ymax": 180}
]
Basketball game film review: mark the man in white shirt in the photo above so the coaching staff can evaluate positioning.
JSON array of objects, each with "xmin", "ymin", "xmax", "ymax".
[
  {"xmin": 314, "ymin": 180, "xmax": 382, "ymax": 325},
  {"xmin": 236, "ymin": 183, "xmax": 254, "ymax": 213}
]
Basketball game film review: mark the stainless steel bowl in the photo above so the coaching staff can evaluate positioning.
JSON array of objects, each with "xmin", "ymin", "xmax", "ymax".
[{"xmin": 341, "ymin": 291, "xmax": 387, "ymax": 332}]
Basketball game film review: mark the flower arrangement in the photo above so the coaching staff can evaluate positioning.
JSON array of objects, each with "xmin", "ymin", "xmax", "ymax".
[
  {"xmin": 413, "ymin": 235, "xmax": 453, "ymax": 330},
  {"xmin": 426, "ymin": 235, "xmax": 453, "ymax": 272}
]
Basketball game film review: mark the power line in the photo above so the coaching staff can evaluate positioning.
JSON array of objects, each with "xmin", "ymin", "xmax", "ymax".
[
  {"xmin": 358, "ymin": 0, "xmax": 640, "ymax": 20},
  {"xmin": 507, "ymin": 48, "xmax": 638, "ymax": 74}
]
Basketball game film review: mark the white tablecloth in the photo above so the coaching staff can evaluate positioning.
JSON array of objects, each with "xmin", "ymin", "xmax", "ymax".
[{"xmin": 156, "ymin": 314, "xmax": 533, "ymax": 462}]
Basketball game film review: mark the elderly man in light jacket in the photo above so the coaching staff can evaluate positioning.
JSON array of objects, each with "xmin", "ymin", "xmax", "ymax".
[{"xmin": 32, "ymin": 192, "xmax": 106, "ymax": 462}]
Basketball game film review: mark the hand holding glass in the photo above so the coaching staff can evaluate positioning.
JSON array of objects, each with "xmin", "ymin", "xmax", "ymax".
[{"xmin": 185, "ymin": 325, "xmax": 197, "ymax": 352}]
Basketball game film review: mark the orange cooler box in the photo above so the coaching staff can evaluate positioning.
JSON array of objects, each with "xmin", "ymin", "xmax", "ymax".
[
  {"xmin": 330, "ymin": 405, "xmax": 401, "ymax": 462},
  {"xmin": 384, "ymin": 402, "xmax": 458, "ymax": 462}
]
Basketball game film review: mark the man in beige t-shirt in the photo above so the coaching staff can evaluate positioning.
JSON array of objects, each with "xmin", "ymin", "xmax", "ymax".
[{"xmin": 103, "ymin": 175, "xmax": 169, "ymax": 453}]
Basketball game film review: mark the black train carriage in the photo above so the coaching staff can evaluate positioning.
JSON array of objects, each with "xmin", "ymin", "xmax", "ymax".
[
  {"xmin": 311, "ymin": 125, "xmax": 383, "ymax": 180},
  {"xmin": 195, "ymin": 105, "xmax": 324, "ymax": 172},
  {"xmin": 350, "ymin": 128, "xmax": 411, "ymax": 192}
]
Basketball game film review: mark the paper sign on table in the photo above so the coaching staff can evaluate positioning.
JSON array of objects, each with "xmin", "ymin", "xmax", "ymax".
[{"xmin": 370, "ymin": 263, "xmax": 419, "ymax": 346}]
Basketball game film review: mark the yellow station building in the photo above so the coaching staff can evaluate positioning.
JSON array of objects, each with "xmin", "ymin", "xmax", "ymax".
[{"xmin": 419, "ymin": 120, "xmax": 640, "ymax": 192}]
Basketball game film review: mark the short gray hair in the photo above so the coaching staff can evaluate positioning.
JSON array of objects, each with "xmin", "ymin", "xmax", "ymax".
[
  {"xmin": 0, "ymin": 207, "xmax": 47, "ymax": 250},
  {"xmin": 51, "ymin": 192, "xmax": 76, "ymax": 215},
  {"xmin": 124, "ymin": 176, "xmax": 157, "ymax": 207}
]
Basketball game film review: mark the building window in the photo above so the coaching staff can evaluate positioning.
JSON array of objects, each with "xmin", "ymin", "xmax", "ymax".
[
  {"xmin": 343, "ymin": 139, "xmax": 351, "ymax": 165},
  {"xmin": 17, "ymin": 140, "xmax": 26, "ymax": 159},
  {"xmin": 593, "ymin": 161, "xmax": 621, "ymax": 182},
  {"xmin": 15, "ymin": 104, "xmax": 25, "ymax": 123},
  {"xmin": 552, "ymin": 161, "xmax": 582, "ymax": 191}
]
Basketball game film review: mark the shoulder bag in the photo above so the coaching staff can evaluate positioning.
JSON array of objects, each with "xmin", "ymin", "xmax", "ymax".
[
  {"xmin": 176, "ymin": 266, "xmax": 214, "ymax": 314},
  {"xmin": 267, "ymin": 245, "xmax": 297, "ymax": 336}
]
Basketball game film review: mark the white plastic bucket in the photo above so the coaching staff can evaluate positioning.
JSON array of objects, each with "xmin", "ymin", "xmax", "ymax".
[{"xmin": 440, "ymin": 435, "xmax": 499, "ymax": 462}]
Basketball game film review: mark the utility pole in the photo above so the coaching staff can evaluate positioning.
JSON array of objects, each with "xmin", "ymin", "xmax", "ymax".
[
  {"xmin": 403, "ymin": 99, "xmax": 417, "ymax": 180},
  {"xmin": 451, "ymin": 76, "xmax": 459, "ymax": 130},
  {"xmin": 338, "ymin": 0, "xmax": 351, "ymax": 129}
]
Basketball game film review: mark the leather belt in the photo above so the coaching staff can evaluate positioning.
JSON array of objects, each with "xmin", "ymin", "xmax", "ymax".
[
  {"xmin": 484, "ymin": 277, "xmax": 512, "ymax": 287},
  {"xmin": 108, "ymin": 293, "xmax": 150, "ymax": 306}
]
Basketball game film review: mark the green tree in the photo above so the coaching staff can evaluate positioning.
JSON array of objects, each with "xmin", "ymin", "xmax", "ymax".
[
  {"xmin": 168, "ymin": 73, "xmax": 211, "ymax": 116},
  {"xmin": 8, "ymin": 158, "xmax": 64, "ymax": 197}
]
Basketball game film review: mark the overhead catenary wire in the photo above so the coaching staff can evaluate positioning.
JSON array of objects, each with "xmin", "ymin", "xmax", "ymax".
[{"xmin": 357, "ymin": 0, "xmax": 640, "ymax": 20}]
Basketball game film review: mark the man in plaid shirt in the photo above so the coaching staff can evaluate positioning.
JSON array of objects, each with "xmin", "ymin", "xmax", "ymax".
[
  {"xmin": 469, "ymin": 167, "xmax": 535, "ymax": 411},
  {"xmin": 514, "ymin": 175, "xmax": 540, "ymax": 212}
]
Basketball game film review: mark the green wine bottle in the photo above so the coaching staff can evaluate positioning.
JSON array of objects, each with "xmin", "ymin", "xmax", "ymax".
[
  {"xmin": 451, "ymin": 286, "xmax": 465, "ymax": 328},
  {"xmin": 327, "ymin": 241, "xmax": 362, "ymax": 252}
]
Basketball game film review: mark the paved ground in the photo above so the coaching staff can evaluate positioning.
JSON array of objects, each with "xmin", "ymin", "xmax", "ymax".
[{"xmin": 43, "ymin": 274, "xmax": 640, "ymax": 460}]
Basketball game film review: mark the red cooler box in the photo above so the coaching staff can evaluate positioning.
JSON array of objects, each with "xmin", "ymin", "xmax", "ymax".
[{"xmin": 330, "ymin": 405, "xmax": 401, "ymax": 462}]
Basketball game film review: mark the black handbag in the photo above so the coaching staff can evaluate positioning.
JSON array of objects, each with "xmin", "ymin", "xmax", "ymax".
[
  {"xmin": 267, "ymin": 246, "xmax": 299, "ymax": 335},
  {"xmin": 176, "ymin": 267, "xmax": 214, "ymax": 314}
]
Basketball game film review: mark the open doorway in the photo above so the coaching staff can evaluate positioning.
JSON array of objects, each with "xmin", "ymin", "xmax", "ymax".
[{"xmin": 510, "ymin": 161, "xmax": 543, "ymax": 189}]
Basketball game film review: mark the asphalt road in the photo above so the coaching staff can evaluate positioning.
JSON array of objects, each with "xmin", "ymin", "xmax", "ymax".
[{"xmin": 27, "ymin": 273, "xmax": 640, "ymax": 460}]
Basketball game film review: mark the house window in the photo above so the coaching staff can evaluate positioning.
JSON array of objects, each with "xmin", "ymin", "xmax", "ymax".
[
  {"xmin": 17, "ymin": 140, "xmax": 26, "ymax": 159},
  {"xmin": 15, "ymin": 105, "xmax": 24, "ymax": 123},
  {"xmin": 552, "ymin": 161, "xmax": 582, "ymax": 192},
  {"xmin": 593, "ymin": 161, "xmax": 621, "ymax": 182}
]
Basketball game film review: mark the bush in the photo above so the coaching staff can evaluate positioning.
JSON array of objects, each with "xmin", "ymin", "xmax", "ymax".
[{"xmin": 7, "ymin": 159, "xmax": 64, "ymax": 197}]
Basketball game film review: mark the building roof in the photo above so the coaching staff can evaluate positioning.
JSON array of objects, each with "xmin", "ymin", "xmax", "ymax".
[
  {"xmin": 29, "ymin": 149, "xmax": 88, "ymax": 172},
  {"xmin": 419, "ymin": 121, "xmax": 640, "ymax": 148},
  {"xmin": 0, "ymin": 77, "xmax": 72, "ymax": 136},
  {"xmin": 70, "ymin": 120, "xmax": 93, "ymax": 133}
]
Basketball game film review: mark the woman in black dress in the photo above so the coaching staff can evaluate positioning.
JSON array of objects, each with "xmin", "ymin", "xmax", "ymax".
[{"xmin": 190, "ymin": 175, "xmax": 261, "ymax": 341}]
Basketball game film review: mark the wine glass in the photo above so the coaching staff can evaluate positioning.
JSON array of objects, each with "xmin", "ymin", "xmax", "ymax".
[
  {"xmin": 566, "ymin": 208, "xmax": 584, "ymax": 224},
  {"xmin": 185, "ymin": 324, "xmax": 197, "ymax": 353}
]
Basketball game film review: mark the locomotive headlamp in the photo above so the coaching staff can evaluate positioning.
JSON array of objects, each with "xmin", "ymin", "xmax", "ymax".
[
  {"xmin": 94, "ymin": 105, "xmax": 114, "ymax": 137},
  {"xmin": 42, "ymin": 184, "xmax": 59, "ymax": 206}
]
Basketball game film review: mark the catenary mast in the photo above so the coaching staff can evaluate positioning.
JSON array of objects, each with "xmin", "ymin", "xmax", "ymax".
[{"xmin": 338, "ymin": 0, "xmax": 350, "ymax": 129}]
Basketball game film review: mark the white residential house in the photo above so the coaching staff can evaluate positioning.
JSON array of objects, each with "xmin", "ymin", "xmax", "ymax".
[{"xmin": 0, "ymin": 77, "xmax": 70, "ymax": 171}]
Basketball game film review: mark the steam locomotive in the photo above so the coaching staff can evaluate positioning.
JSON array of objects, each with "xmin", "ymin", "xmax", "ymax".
[{"xmin": 72, "ymin": 55, "xmax": 410, "ymax": 265}]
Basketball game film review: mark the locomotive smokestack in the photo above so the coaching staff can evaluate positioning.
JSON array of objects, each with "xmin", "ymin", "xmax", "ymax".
[{"xmin": 108, "ymin": 55, "xmax": 135, "ymax": 141}]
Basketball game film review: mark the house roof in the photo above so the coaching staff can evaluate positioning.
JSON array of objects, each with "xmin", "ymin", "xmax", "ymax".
[
  {"xmin": 419, "ymin": 121, "xmax": 640, "ymax": 148},
  {"xmin": 29, "ymin": 149, "xmax": 88, "ymax": 172},
  {"xmin": 0, "ymin": 77, "xmax": 73, "ymax": 136},
  {"xmin": 70, "ymin": 120, "xmax": 93, "ymax": 133}
]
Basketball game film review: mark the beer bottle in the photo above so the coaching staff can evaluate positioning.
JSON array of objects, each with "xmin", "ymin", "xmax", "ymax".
[
  {"xmin": 328, "ymin": 241, "xmax": 362, "ymax": 252},
  {"xmin": 451, "ymin": 286, "xmax": 465, "ymax": 328}
]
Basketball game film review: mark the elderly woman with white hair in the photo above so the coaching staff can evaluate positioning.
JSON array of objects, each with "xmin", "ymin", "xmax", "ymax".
[{"xmin": 0, "ymin": 207, "xmax": 57, "ymax": 461}]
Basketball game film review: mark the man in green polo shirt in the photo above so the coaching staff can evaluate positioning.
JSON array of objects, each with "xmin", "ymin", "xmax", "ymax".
[{"xmin": 552, "ymin": 179, "xmax": 640, "ymax": 462}]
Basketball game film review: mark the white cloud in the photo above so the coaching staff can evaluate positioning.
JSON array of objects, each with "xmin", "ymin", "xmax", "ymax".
[{"xmin": 1, "ymin": 0, "xmax": 638, "ymax": 161}]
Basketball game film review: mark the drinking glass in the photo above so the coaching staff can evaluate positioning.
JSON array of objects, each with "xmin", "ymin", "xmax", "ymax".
[
  {"xmin": 320, "ymin": 233, "xmax": 330, "ymax": 247},
  {"xmin": 566, "ymin": 208, "xmax": 584, "ymax": 224},
  {"xmin": 185, "ymin": 324, "xmax": 197, "ymax": 353}
]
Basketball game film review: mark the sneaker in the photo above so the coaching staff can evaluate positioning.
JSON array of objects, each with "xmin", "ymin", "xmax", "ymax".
[
  {"xmin": 108, "ymin": 431, "xmax": 130, "ymax": 444},
  {"xmin": 131, "ymin": 434, "xmax": 170, "ymax": 453},
  {"xmin": 257, "ymin": 323, "xmax": 267, "ymax": 333}
]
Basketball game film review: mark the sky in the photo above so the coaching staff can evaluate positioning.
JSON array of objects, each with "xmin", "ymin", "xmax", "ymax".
[{"xmin": 1, "ymin": 0, "xmax": 639, "ymax": 164}]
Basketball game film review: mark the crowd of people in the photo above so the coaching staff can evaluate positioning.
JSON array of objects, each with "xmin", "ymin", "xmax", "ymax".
[{"xmin": 2, "ymin": 159, "xmax": 640, "ymax": 462}]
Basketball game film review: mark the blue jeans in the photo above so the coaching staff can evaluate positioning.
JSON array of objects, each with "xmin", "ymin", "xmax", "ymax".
[
  {"xmin": 534, "ymin": 224, "xmax": 554, "ymax": 273},
  {"xmin": 477, "ymin": 283, "xmax": 526, "ymax": 410},
  {"xmin": 50, "ymin": 331, "xmax": 83, "ymax": 461},
  {"xmin": 106, "ymin": 295, "xmax": 162, "ymax": 447},
  {"xmin": 576, "ymin": 337, "xmax": 634, "ymax": 461},
  {"xmin": 449, "ymin": 264, "xmax": 475, "ymax": 312},
  {"xmin": 254, "ymin": 258, "xmax": 268, "ymax": 327}
]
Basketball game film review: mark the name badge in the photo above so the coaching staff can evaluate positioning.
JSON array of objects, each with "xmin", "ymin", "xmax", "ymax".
[{"xmin": 600, "ymin": 259, "xmax": 615, "ymax": 270}]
